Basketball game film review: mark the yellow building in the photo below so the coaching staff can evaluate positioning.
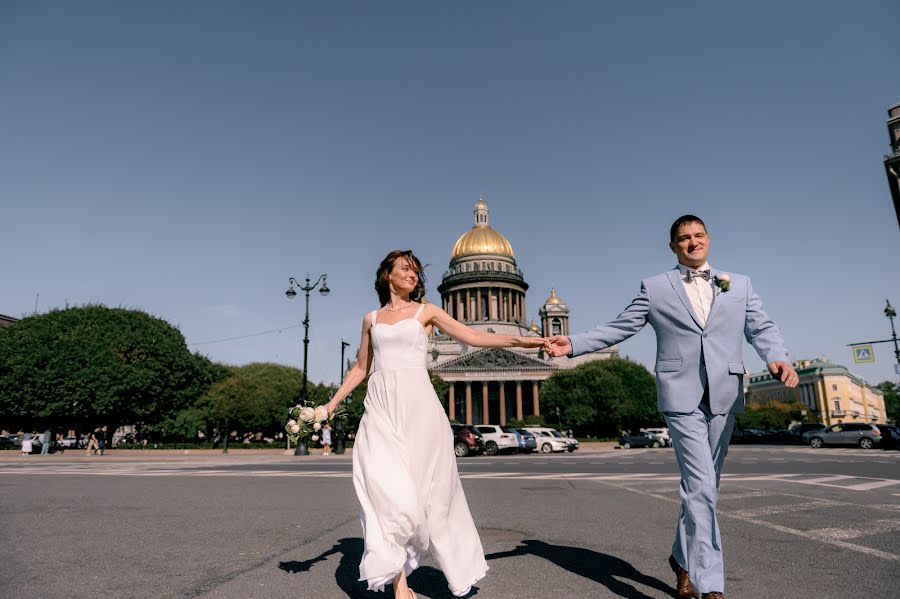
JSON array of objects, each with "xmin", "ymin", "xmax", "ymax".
[{"xmin": 747, "ymin": 358, "xmax": 887, "ymax": 425}]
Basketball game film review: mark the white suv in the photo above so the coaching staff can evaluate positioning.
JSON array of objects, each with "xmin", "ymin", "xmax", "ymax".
[
  {"xmin": 523, "ymin": 427, "xmax": 571, "ymax": 453},
  {"xmin": 640, "ymin": 427, "xmax": 671, "ymax": 447},
  {"xmin": 474, "ymin": 425, "xmax": 520, "ymax": 456}
]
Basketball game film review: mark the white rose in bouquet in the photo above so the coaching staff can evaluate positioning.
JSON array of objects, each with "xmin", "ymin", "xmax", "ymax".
[
  {"xmin": 287, "ymin": 419, "xmax": 297, "ymax": 427},
  {"xmin": 290, "ymin": 424, "xmax": 301, "ymax": 434},
  {"xmin": 312, "ymin": 435, "xmax": 319, "ymax": 442},
  {"xmin": 314, "ymin": 405, "xmax": 329, "ymax": 422},
  {"xmin": 298, "ymin": 407, "xmax": 316, "ymax": 423},
  {"xmin": 313, "ymin": 422, "xmax": 321, "ymax": 431}
]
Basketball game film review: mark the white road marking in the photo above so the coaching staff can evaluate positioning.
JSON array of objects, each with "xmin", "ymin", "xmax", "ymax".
[
  {"xmin": 806, "ymin": 519, "xmax": 900, "ymax": 541},
  {"xmin": 598, "ymin": 482, "xmax": 900, "ymax": 563},
  {"xmin": 846, "ymin": 479, "xmax": 900, "ymax": 491}
]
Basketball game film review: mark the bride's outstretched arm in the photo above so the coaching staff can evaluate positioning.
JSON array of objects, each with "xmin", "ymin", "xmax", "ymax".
[
  {"xmin": 325, "ymin": 314, "xmax": 374, "ymax": 414},
  {"xmin": 424, "ymin": 304, "xmax": 546, "ymax": 349}
]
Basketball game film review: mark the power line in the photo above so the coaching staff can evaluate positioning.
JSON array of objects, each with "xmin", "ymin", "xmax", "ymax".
[{"xmin": 188, "ymin": 324, "xmax": 302, "ymax": 346}]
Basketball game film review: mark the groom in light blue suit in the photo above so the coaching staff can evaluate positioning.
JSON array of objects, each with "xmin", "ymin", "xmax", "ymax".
[{"xmin": 547, "ymin": 215, "xmax": 798, "ymax": 599}]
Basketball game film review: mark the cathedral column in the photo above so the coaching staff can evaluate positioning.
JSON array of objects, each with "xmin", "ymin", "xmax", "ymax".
[
  {"xmin": 532, "ymin": 381, "xmax": 540, "ymax": 416},
  {"xmin": 515, "ymin": 381, "xmax": 523, "ymax": 420},
  {"xmin": 476, "ymin": 288, "xmax": 481, "ymax": 320},
  {"xmin": 465, "ymin": 289, "xmax": 471, "ymax": 321},
  {"xmin": 448, "ymin": 383, "xmax": 455, "ymax": 421},
  {"xmin": 482, "ymin": 382, "xmax": 489, "ymax": 424},
  {"xmin": 465, "ymin": 382, "xmax": 472, "ymax": 425},
  {"xmin": 499, "ymin": 382, "xmax": 506, "ymax": 425}
]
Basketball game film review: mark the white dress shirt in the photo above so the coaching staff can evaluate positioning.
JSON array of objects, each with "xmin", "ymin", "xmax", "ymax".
[{"xmin": 677, "ymin": 262, "xmax": 715, "ymax": 328}]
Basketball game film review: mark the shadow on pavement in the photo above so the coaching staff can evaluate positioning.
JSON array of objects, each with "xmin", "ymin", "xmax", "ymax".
[
  {"xmin": 486, "ymin": 540, "xmax": 676, "ymax": 599},
  {"xmin": 279, "ymin": 537, "xmax": 478, "ymax": 599}
]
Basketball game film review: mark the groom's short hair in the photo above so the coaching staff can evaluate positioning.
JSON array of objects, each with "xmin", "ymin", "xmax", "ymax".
[{"xmin": 670, "ymin": 215, "xmax": 707, "ymax": 242}]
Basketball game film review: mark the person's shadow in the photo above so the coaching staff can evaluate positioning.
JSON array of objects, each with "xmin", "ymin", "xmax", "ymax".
[
  {"xmin": 280, "ymin": 538, "xmax": 672, "ymax": 598},
  {"xmin": 279, "ymin": 538, "xmax": 477, "ymax": 599},
  {"xmin": 486, "ymin": 540, "xmax": 676, "ymax": 599}
]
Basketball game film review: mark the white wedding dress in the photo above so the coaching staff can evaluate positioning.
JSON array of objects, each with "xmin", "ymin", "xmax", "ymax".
[{"xmin": 353, "ymin": 304, "xmax": 488, "ymax": 596}]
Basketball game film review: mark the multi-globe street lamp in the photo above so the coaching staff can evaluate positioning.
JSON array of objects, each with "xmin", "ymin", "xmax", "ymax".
[{"xmin": 285, "ymin": 273, "xmax": 330, "ymax": 455}]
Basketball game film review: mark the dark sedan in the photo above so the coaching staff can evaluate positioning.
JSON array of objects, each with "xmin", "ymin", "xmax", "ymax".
[{"xmin": 619, "ymin": 432, "xmax": 662, "ymax": 449}]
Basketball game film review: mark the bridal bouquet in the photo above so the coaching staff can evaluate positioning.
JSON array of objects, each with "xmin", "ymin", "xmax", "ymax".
[{"xmin": 285, "ymin": 399, "xmax": 347, "ymax": 445}]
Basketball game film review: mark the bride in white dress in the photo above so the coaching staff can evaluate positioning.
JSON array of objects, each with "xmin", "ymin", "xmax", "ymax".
[{"xmin": 325, "ymin": 250, "xmax": 546, "ymax": 599}]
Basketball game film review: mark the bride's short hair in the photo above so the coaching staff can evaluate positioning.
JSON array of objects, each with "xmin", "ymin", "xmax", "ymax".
[{"xmin": 375, "ymin": 250, "xmax": 427, "ymax": 307}]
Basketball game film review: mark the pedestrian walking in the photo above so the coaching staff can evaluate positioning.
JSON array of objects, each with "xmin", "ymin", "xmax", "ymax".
[
  {"xmin": 85, "ymin": 427, "xmax": 100, "ymax": 456},
  {"xmin": 99, "ymin": 425, "xmax": 108, "ymax": 455},
  {"xmin": 40, "ymin": 428, "xmax": 52, "ymax": 455},
  {"xmin": 321, "ymin": 422, "xmax": 332, "ymax": 456},
  {"xmin": 21, "ymin": 433, "xmax": 33, "ymax": 456}
]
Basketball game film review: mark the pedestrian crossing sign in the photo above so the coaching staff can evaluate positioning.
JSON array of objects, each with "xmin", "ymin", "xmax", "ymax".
[{"xmin": 852, "ymin": 345, "xmax": 875, "ymax": 363}]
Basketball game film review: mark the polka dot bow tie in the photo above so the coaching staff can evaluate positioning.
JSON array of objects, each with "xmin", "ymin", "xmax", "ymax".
[{"xmin": 685, "ymin": 269, "xmax": 711, "ymax": 283}]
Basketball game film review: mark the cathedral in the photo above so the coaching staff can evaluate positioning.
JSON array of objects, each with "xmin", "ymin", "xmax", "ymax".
[{"xmin": 428, "ymin": 198, "xmax": 617, "ymax": 425}]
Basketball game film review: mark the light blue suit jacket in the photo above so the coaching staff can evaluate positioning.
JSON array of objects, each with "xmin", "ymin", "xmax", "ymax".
[{"xmin": 569, "ymin": 267, "xmax": 789, "ymax": 414}]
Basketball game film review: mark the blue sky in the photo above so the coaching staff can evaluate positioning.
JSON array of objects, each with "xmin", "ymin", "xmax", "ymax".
[{"xmin": 2, "ymin": 1, "xmax": 899, "ymax": 386}]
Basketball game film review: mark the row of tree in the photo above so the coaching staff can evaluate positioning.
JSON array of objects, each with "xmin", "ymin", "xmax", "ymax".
[
  {"xmin": 0, "ymin": 305, "xmax": 474, "ymax": 442},
  {"xmin": 9, "ymin": 305, "xmax": 891, "ymax": 444}
]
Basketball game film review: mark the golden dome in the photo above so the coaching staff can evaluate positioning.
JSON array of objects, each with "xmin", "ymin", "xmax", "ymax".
[
  {"xmin": 545, "ymin": 288, "xmax": 563, "ymax": 305},
  {"xmin": 450, "ymin": 197, "xmax": 515, "ymax": 260},
  {"xmin": 529, "ymin": 319, "xmax": 540, "ymax": 333},
  {"xmin": 451, "ymin": 227, "xmax": 515, "ymax": 259}
]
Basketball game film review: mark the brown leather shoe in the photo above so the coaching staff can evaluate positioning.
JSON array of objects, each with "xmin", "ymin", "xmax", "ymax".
[
  {"xmin": 702, "ymin": 593, "xmax": 725, "ymax": 599},
  {"xmin": 668, "ymin": 555, "xmax": 694, "ymax": 598}
]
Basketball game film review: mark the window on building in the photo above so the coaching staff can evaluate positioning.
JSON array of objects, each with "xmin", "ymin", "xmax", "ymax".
[
  {"xmin": 552, "ymin": 318, "xmax": 561, "ymax": 335},
  {"xmin": 832, "ymin": 384, "xmax": 838, "ymax": 391},
  {"xmin": 833, "ymin": 399, "xmax": 841, "ymax": 411}
]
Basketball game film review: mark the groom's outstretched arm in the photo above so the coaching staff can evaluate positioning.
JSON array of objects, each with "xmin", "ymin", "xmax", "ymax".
[
  {"xmin": 743, "ymin": 277, "xmax": 790, "ymax": 365},
  {"xmin": 555, "ymin": 282, "xmax": 650, "ymax": 358}
]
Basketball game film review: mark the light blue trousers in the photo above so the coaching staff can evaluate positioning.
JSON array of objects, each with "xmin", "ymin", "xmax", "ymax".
[{"xmin": 664, "ymin": 400, "xmax": 735, "ymax": 594}]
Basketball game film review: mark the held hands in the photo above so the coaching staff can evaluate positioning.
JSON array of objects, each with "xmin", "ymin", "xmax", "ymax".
[
  {"xmin": 544, "ymin": 335, "xmax": 572, "ymax": 357},
  {"xmin": 768, "ymin": 361, "xmax": 799, "ymax": 388}
]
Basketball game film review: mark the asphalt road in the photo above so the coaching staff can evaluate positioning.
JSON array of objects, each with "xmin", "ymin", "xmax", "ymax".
[{"xmin": 2, "ymin": 446, "xmax": 898, "ymax": 599}]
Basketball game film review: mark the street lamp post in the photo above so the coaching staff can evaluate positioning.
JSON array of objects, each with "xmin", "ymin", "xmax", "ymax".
[
  {"xmin": 886, "ymin": 299, "xmax": 900, "ymax": 369},
  {"xmin": 333, "ymin": 339, "xmax": 351, "ymax": 455},
  {"xmin": 285, "ymin": 273, "xmax": 330, "ymax": 455}
]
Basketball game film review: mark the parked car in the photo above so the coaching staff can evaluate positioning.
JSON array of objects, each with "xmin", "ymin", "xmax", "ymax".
[
  {"xmin": 506, "ymin": 426, "xmax": 536, "ymax": 453},
  {"xmin": 640, "ymin": 427, "xmax": 671, "ymax": 447},
  {"xmin": 803, "ymin": 422, "xmax": 882, "ymax": 449},
  {"xmin": 522, "ymin": 427, "xmax": 570, "ymax": 453},
  {"xmin": 798, "ymin": 423, "xmax": 826, "ymax": 435},
  {"xmin": 450, "ymin": 424, "xmax": 484, "ymax": 457},
  {"xmin": 619, "ymin": 431, "xmax": 662, "ymax": 449},
  {"xmin": 475, "ymin": 425, "xmax": 519, "ymax": 455},
  {"xmin": 57, "ymin": 435, "xmax": 81, "ymax": 448}
]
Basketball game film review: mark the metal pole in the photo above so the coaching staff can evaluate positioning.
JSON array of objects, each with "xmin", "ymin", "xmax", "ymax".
[
  {"xmin": 887, "ymin": 299, "xmax": 900, "ymax": 367},
  {"xmin": 334, "ymin": 340, "xmax": 350, "ymax": 455},
  {"xmin": 302, "ymin": 276, "xmax": 311, "ymax": 402},
  {"xmin": 222, "ymin": 417, "xmax": 228, "ymax": 454}
]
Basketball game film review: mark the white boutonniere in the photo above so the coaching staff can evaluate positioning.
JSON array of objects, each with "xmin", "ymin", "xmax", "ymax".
[{"xmin": 715, "ymin": 273, "xmax": 731, "ymax": 292}]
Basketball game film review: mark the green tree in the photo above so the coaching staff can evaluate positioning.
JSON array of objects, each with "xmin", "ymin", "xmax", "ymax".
[
  {"xmin": 876, "ymin": 381, "xmax": 899, "ymax": 422},
  {"xmin": 198, "ymin": 363, "xmax": 338, "ymax": 439},
  {"xmin": 736, "ymin": 400, "xmax": 806, "ymax": 430},
  {"xmin": 0, "ymin": 305, "xmax": 218, "ymax": 437},
  {"xmin": 540, "ymin": 358, "xmax": 660, "ymax": 437}
]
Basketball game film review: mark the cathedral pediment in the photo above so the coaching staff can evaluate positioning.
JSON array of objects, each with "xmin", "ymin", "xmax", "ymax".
[{"xmin": 433, "ymin": 347, "xmax": 556, "ymax": 373}]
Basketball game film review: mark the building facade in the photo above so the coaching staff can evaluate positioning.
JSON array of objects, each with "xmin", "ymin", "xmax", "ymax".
[
  {"xmin": 428, "ymin": 198, "xmax": 617, "ymax": 425},
  {"xmin": 0, "ymin": 314, "xmax": 18, "ymax": 328},
  {"xmin": 747, "ymin": 358, "xmax": 887, "ymax": 425}
]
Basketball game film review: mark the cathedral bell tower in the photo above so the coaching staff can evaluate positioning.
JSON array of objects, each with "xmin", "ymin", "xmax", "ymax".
[{"xmin": 539, "ymin": 288, "xmax": 570, "ymax": 337}]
